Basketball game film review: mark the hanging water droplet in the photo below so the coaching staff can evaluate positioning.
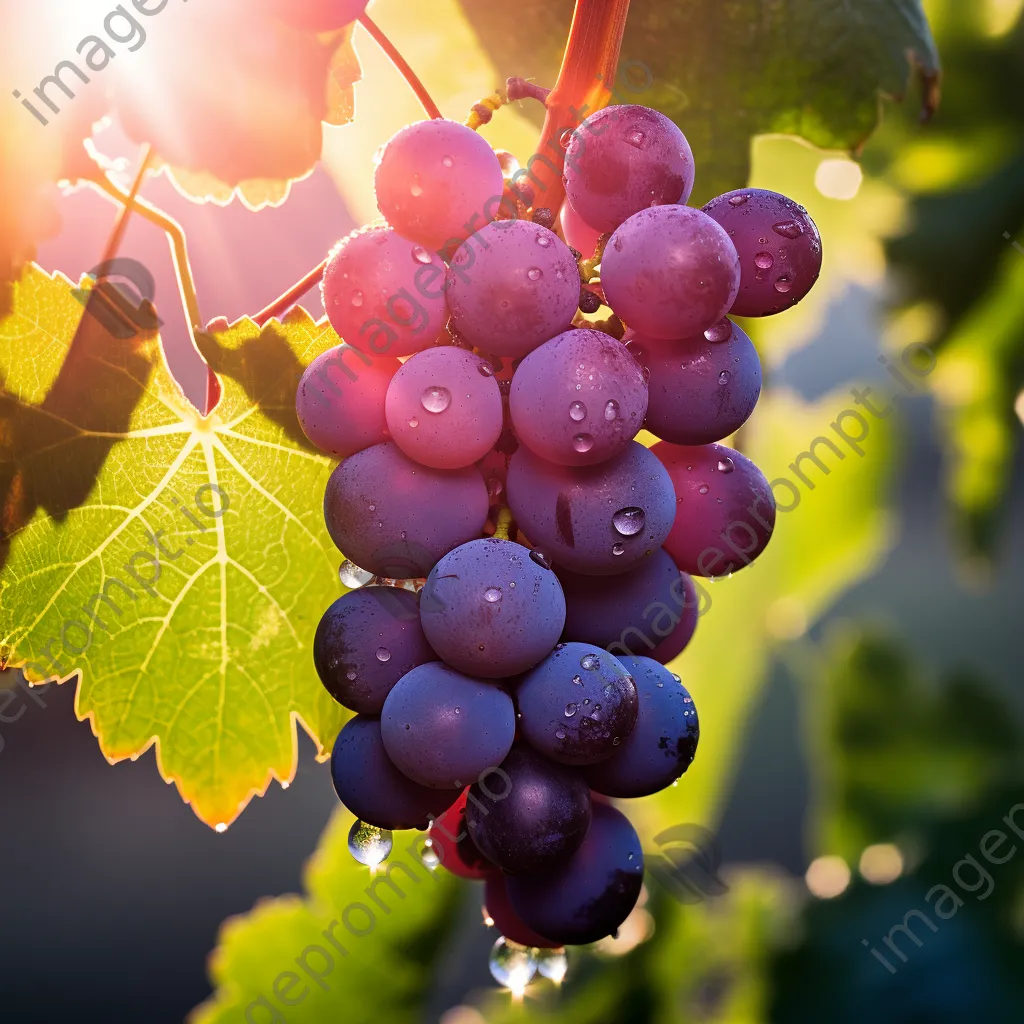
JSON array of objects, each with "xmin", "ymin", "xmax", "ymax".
[
  {"xmin": 530, "ymin": 549, "xmax": 552, "ymax": 570},
  {"xmin": 774, "ymin": 276, "xmax": 793, "ymax": 294},
  {"xmin": 773, "ymin": 220, "xmax": 803, "ymax": 239},
  {"xmin": 441, "ymin": 154, "xmax": 454, "ymax": 168},
  {"xmin": 704, "ymin": 319, "xmax": 732, "ymax": 343},
  {"xmin": 559, "ymin": 128, "xmax": 575, "ymax": 148},
  {"xmin": 484, "ymin": 587, "xmax": 502, "ymax": 604},
  {"xmin": 350, "ymin": 290, "xmax": 364, "ymax": 307},
  {"xmin": 604, "ymin": 399, "xmax": 620, "ymax": 421},
  {"xmin": 717, "ymin": 457, "xmax": 735, "ymax": 474},
  {"xmin": 625, "ymin": 129, "xmax": 646, "ymax": 148},
  {"xmin": 580, "ymin": 653, "xmax": 600, "ymax": 671},
  {"xmin": 478, "ymin": 362, "xmax": 495, "ymax": 377},
  {"xmin": 565, "ymin": 703, "xmax": 578, "ymax": 717},
  {"xmin": 573, "ymin": 433, "xmax": 594, "ymax": 453},
  {"xmin": 412, "ymin": 245, "xmax": 433, "ymax": 265},
  {"xmin": 569, "ymin": 401, "xmax": 587, "ymax": 422},
  {"xmin": 420, "ymin": 837, "xmax": 440, "ymax": 870},
  {"xmin": 527, "ymin": 267, "xmax": 543, "ymax": 281},
  {"xmin": 410, "ymin": 177, "xmax": 424, "ymax": 197},
  {"xmin": 612, "ymin": 542, "xmax": 625, "ymax": 556},
  {"xmin": 339, "ymin": 559, "xmax": 374, "ymax": 589},
  {"xmin": 718, "ymin": 370, "xmax": 731, "ymax": 385},
  {"xmin": 698, "ymin": 484, "xmax": 709, "ymax": 495},
  {"xmin": 489, "ymin": 937, "xmax": 537, "ymax": 993},
  {"xmin": 612, "ymin": 507, "xmax": 645, "ymax": 536},
  {"xmin": 348, "ymin": 820, "xmax": 393, "ymax": 867},
  {"xmin": 421, "ymin": 386, "xmax": 452, "ymax": 413},
  {"xmin": 754, "ymin": 252, "xmax": 775, "ymax": 270},
  {"xmin": 728, "ymin": 194, "xmax": 748, "ymax": 206},
  {"xmin": 375, "ymin": 647, "xmax": 391, "ymax": 663},
  {"xmin": 408, "ymin": 417, "xmax": 419, "ymax": 428}
]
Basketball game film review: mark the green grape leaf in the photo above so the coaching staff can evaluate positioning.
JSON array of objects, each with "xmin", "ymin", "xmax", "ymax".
[
  {"xmin": 191, "ymin": 808, "xmax": 459, "ymax": 1024},
  {"xmin": 0, "ymin": 265, "xmax": 346, "ymax": 828},
  {"xmin": 457, "ymin": 0, "xmax": 940, "ymax": 203}
]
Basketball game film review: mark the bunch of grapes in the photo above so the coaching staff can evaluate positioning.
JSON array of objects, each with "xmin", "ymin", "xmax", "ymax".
[{"xmin": 295, "ymin": 94, "xmax": 821, "ymax": 982}]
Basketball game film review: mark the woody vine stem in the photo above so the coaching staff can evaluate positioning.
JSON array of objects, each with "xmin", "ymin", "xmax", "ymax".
[{"xmin": 84, "ymin": 0, "xmax": 631, "ymax": 408}]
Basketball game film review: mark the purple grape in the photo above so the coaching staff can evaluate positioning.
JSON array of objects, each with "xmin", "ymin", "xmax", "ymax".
[
  {"xmin": 321, "ymin": 225, "xmax": 449, "ymax": 358},
  {"xmin": 506, "ymin": 801, "xmax": 644, "ymax": 945},
  {"xmin": 584, "ymin": 656, "xmax": 699, "ymax": 798},
  {"xmin": 483, "ymin": 873, "xmax": 561, "ymax": 948},
  {"xmin": 654, "ymin": 441, "xmax": 776, "ymax": 577},
  {"xmin": 516, "ymin": 643, "xmax": 638, "ymax": 766},
  {"xmin": 419, "ymin": 538, "xmax": 566, "ymax": 678},
  {"xmin": 323, "ymin": 442, "xmax": 489, "ymax": 578},
  {"xmin": 628, "ymin": 319, "xmax": 762, "ymax": 445},
  {"xmin": 601, "ymin": 206, "xmax": 741, "ymax": 340},
  {"xmin": 385, "ymin": 346, "xmax": 503, "ymax": 469},
  {"xmin": 380, "ymin": 662, "xmax": 516, "ymax": 789},
  {"xmin": 465, "ymin": 744, "xmax": 592, "ymax": 874},
  {"xmin": 296, "ymin": 345, "xmax": 401, "ymax": 459},
  {"xmin": 374, "ymin": 119, "xmax": 506, "ymax": 251},
  {"xmin": 506, "ymin": 441, "xmax": 676, "ymax": 575},
  {"xmin": 313, "ymin": 587, "xmax": 436, "ymax": 715},
  {"xmin": 560, "ymin": 199, "xmax": 603, "ymax": 259},
  {"xmin": 509, "ymin": 328, "xmax": 648, "ymax": 467},
  {"xmin": 330, "ymin": 715, "xmax": 457, "ymax": 830},
  {"xmin": 446, "ymin": 221, "xmax": 581, "ymax": 358},
  {"xmin": 557, "ymin": 548, "xmax": 699, "ymax": 664},
  {"xmin": 563, "ymin": 105, "xmax": 695, "ymax": 233},
  {"xmin": 702, "ymin": 188, "xmax": 822, "ymax": 317}
]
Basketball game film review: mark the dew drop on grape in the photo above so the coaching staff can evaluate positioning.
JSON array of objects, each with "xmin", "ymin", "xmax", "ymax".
[
  {"xmin": 573, "ymin": 433, "xmax": 594, "ymax": 453},
  {"xmin": 580, "ymin": 653, "xmax": 601, "ymax": 671},
  {"xmin": 484, "ymin": 587, "xmax": 502, "ymax": 604},
  {"xmin": 569, "ymin": 401, "xmax": 587, "ymax": 422},
  {"xmin": 530, "ymin": 550, "xmax": 553, "ymax": 570},
  {"xmin": 612, "ymin": 507, "xmax": 646, "ymax": 536},
  {"xmin": 421, "ymin": 386, "xmax": 452, "ymax": 413},
  {"xmin": 754, "ymin": 252, "xmax": 774, "ymax": 269},
  {"xmin": 339, "ymin": 559, "xmax": 374, "ymax": 589},
  {"xmin": 717, "ymin": 457, "xmax": 735, "ymax": 474},
  {"xmin": 565, "ymin": 703, "xmax": 578, "ymax": 717}
]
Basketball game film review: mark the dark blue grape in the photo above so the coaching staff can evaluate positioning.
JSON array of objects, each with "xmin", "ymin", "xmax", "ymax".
[
  {"xmin": 585, "ymin": 656, "xmax": 699, "ymax": 798},
  {"xmin": 330, "ymin": 715, "xmax": 457, "ymax": 830},
  {"xmin": 465, "ymin": 744, "xmax": 592, "ymax": 873},
  {"xmin": 419, "ymin": 538, "xmax": 565, "ymax": 678},
  {"xmin": 313, "ymin": 587, "xmax": 436, "ymax": 715},
  {"xmin": 381, "ymin": 662, "xmax": 515, "ymax": 789},
  {"xmin": 506, "ymin": 802, "xmax": 644, "ymax": 945},
  {"xmin": 517, "ymin": 643, "xmax": 638, "ymax": 765},
  {"xmin": 484, "ymin": 873, "xmax": 561, "ymax": 948}
]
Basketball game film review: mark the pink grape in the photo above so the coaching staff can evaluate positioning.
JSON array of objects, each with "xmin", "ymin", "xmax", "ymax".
[
  {"xmin": 601, "ymin": 205, "xmax": 741, "ymax": 340},
  {"xmin": 509, "ymin": 328, "xmax": 648, "ymax": 466},
  {"xmin": 446, "ymin": 221, "xmax": 581, "ymax": 358},
  {"xmin": 321, "ymin": 225, "xmax": 448, "ymax": 357},
  {"xmin": 563, "ymin": 105, "xmax": 695, "ymax": 233},
  {"xmin": 374, "ymin": 119, "xmax": 506, "ymax": 250},
  {"xmin": 385, "ymin": 346, "xmax": 503, "ymax": 469},
  {"xmin": 702, "ymin": 188, "xmax": 822, "ymax": 317},
  {"xmin": 560, "ymin": 200, "xmax": 603, "ymax": 258}
]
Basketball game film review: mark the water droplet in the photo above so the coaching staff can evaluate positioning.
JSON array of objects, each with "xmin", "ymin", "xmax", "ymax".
[
  {"xmin": 604, "ymin": 399, "xmax": 620, "ymax": 421},
  {"xmin": 573, "ymin": 433, "xmax": 594, "ymax": 453},
  {"xmin": 368, "ymin": 504, "xmax": 376, "ymax": 512},
  {"xmin": 484, "ymin": 587, "xmax": 502, "ymax": 604},
  {"xmin": 754, "ymin": 252, "xmax": 775, "ymax": 270},
  {"xmin": 555, "ymin": 728, "xmax": 566, "ymax": 740},
  {"xmin": 478, "ymin": 362, "xmax": 495, "ymax": 377},
  {"xmin": 612, "ymin": 542, "xmax": 625, "ymax": 556},
  {"xmin": 717, "ymin": 457, "xmax": 735, "ymax": 474},
  {"xmin": 421, "ymin": 386, "xmax": 452, "ymax": 413},
  {"xmin": 704, "ymin": 319, "xmax": 732, "ymax": 344},
  {"xmin": 625, "ymin": 129, "xmax": 646, "ymax": 148},
  {"xmin": 774, "ymin": 277, "xmax": 793, "ymax": 294},
  {"xmin": 348, "ymin": 820, "xmax": 393, "ymax": 867},
  {"xmin": 773, "ymin": 220, "xmax": 803, "ymax": 239},
  {"xmin": 408, "ymin": 417, "xmax": 419, "ymax": 428},
  {"xmin": 454, "ymin": 706, "xmax": 461, "ymax": 714},
  {"xmin": 410, "ymin": 177, "xmax": 424, "ymax": 197},
  {"xmin": 345, "ymin": 669, "xmax": 357, "ymax": 681},
  {"xmin": 530, "ymin": 549, "xmax": 552, "ymax": 570},
  {"xmin": 612, "ymin": 507, "xmax": 645, "ymax": 536},
  {"xmin": 718, "ymin": 370, "xmax": 731, "ymax": 385},
  {"xmin": 527, "ymin": 267, "xmax": 543, "ymax": 281},
  {"xmin": 375, "ymin": 647, "xmax": 391, "ymax": 663},
  {"xmin": 536, "ymin": 232, "xmax": 552, "ymax": 248},
  {"xmin": 339, "ymin": 559, "xmax": 373, "ymax": 589},
  {"xmin": 569, "ymin": 401, "xmax": 587, "ymax": 422},
  {"xmin": 580, "ymin": 653, "xmax": 600, "ymax": 671},
  {"xmin": 412, "ymin": 245, "xmax": 433, "ymax": 265},
  {"xmin": 728, "ymin": 194, "xmax": 748, "ymax": 207},
  {"xmin": 350, "ymin": 290, "xmax": 364, "ymax": 308},
  {"xmin": 441, "ymin": 155, "xmax": 454, "ymax": 168},
  {"xmin": 759, "ymin": 237, "xmax": 769, "ymax": 245},
  {"xmin": 565, "ymin": 703, "xmax": 578, "ymax": 717},
  {"xmin": 420, "ymin": 837, "xmax": 440, "ymax": 870},
  {"xmin": 559, "ymin": 128, "xmax": 575, "ymax": 148},
  {"xmin": 489, "ymin": 937, "xmax": 537, "ymax": 993},
  {"xmin": 534, "ymin": 947, "xmax": 568, "ymax": 985},
  {"xmin": 698, "ymin": 484, "xmax": 709, "ymax": 495}
]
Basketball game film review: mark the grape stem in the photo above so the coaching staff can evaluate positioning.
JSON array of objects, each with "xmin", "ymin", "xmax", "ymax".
[
  {"xmin": 253, "ymin": 258, "xmax": 328, "ymax": 327},
  {"xmin": 358, "ymin": 13, "xmax": 443, "ymax": 120},
  {"xmin": 98, "ymin": 145, "xmax": 154, "ymax": 268},
  {"xmin": 493, "ymin": 507, "xmax": 515, "ymax": 541},
  {"xmin": 532, "ymin": 0, "xmax": 632, "ymax": 215}
]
